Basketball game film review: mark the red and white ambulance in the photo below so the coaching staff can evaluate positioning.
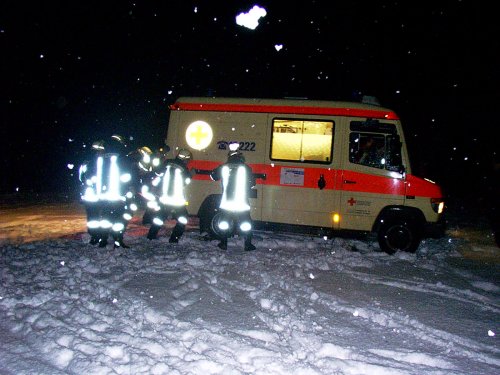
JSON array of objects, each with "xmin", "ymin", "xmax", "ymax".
[{"xmin": 165, "ymin": 96, "xmax": 445, "ymax": 254}]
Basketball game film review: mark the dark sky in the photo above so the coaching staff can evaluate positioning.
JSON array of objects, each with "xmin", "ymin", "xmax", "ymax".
[{"xmin": 1, "ymin": 1, "xmax": 498, "ymax": 200}]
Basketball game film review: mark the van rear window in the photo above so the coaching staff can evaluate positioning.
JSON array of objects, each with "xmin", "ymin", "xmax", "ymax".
[{"xmin": 271, "ymin": 119, "xmax": 334, "ymax": 163}]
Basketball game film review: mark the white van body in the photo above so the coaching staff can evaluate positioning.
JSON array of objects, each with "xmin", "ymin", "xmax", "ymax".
[{"xmin": 165, "ymin": 97, "xmax": 445, "ymax": 253}]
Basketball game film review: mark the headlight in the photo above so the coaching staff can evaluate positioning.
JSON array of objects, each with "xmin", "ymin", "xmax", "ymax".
[{"xmin": 431, "ymin": 198, "xmax": 445, "ymax": 214}]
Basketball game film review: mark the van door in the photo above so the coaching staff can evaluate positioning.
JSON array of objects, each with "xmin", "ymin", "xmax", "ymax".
[
  {"xmin": 339, "ymin": 118, "xmax": 406, "ymax": 231},
  {"xmin": 260, "ymin": 116, "xmax": 341, "ymax": 228}
]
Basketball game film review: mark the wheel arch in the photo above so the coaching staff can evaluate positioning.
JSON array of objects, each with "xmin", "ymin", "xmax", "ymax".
[{"xmin": 372, "ymin": 205, "xmax": 426, "ymax": 233}]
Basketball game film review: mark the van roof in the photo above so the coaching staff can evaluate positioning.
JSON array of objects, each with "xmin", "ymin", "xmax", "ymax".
[{"xmin": 170, "ymin": 97, "xmax": 399, "ymax": 120}]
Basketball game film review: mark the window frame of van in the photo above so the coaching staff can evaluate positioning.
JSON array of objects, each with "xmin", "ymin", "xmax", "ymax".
[
  {"xmin": 348, "ymin": 120, "xmax": 402, "ymax": 172},
  {"xmin": 269, "ymin": 117, "xmax": 335, "ymax": 164}
]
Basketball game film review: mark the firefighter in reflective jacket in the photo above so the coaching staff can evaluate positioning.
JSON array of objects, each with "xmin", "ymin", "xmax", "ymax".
[
  {"xmin": 78, "ymin": 135, "xmax": 137, "ymax": 248},
  {"xmin": 210, "ymin": 142, "xmax": 256, "ymax": 251},
  {"xmin": 130, "ymin": 145, "xmax": 169, "ymax": 225},
  {"xmin": 142, "ymin": 149, "xmax": 192, "ymax": 243}
]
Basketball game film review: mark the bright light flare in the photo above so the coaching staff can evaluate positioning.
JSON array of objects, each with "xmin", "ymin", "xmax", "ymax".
[{"xmin": 236, "ymin": 5, "xmax": 267, "ymax": 30}]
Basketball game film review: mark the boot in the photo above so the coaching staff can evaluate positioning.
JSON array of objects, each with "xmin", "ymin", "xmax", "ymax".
[
  {"xmin": 244, "ymin": 236, "xmax": 256, "ymax": 251},
  {"xmin": 217, "ymin": 237, "xmax": 228, "ymax": 250},
  {"xmin": 147, "ymin": 226, "xmax": 160, "ymax": 240},
  {"xmin": 114, "ymin": 239, "xmax": 130, "ymax": 249},
  {"xmin": 169, "ymin": 223, "xmax": 185, "ymax": 243},
  {"xmin": 142, "ymin": 210, "xmax": 152, "ymax": 225}
]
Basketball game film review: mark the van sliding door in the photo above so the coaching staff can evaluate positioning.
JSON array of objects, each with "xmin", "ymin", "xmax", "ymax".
[{"xmin": 260, "ymin": 116, "xmax": 341, "ymax": 228}]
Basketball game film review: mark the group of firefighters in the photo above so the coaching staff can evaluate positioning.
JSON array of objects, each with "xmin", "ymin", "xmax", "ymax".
[{"xmin": 78, "ymin": 134, "xmax": 256, "ymax": 251}]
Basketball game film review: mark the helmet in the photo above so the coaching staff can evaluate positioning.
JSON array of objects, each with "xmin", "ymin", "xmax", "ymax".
[
  {"xmin": 91, "ymin": 140, "xmax": 105, "ymax": 151},
  {"xmin": 177, "ymin": 149, "xmax": 192, "ymax": 161},
  {"xmin": 107, "ymin": 134, "xmax": 127, "ymax": 154},
  {"xmin": 228, "ymin": 142, "xmax": 241, "ymax": 157},
  {"xmin": 111, "ymin": 134, "xmax": 127, "ymax": 144},
  {"xmin": 138, "ymin": 146, "xmax": 153, "ymax": 171}
]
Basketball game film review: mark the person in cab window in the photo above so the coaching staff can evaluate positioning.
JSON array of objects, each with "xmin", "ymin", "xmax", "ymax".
[
  {"xmin": 142, "ymin": 149, "xmax": 193, "ymax": 243},
  {"xmin": 211, "ymin": 142, "xmax": 257, "ymax": 251},
  {"xmin": 356, "ymin": 136, "xmax": 385, "ymax": 167}
]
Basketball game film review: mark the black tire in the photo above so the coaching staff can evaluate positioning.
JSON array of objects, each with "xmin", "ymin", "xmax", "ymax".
[
  {"xmin": 198, "ymin": 195, "xmax": 226, "ymax": 240},
  {"xmin": 209, "ymin": 211, "xmax": 233, "ymax": 240},
  {"xmin": 377, "ymin": 219, "xmax": 421, "ymax": 254}
]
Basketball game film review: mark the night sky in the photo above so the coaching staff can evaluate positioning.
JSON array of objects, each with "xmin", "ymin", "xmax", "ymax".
[{"xmin": 1, "ymin": 1, "xmax": 497, "ymax": 203}]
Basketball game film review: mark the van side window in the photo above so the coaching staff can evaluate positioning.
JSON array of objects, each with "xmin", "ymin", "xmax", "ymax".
[
  {"xmin": 349, "ymin": 133, "xmax": 386, "ymax": 169},
  {"xmin": 271, "ymin": 119, "xmax": 334, "ymax": 163}
]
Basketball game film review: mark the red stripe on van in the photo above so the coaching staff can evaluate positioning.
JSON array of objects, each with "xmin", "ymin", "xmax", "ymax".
[
  {"xmin": 189, "ymin": 160, "xmax": 441, "ymax": 198},
  {"xmin": 171, "ymin": 102, "xmax": 399, "ymax": 120},
  {"xmin": 340, "ymin": 170, "xmax": 406, "ymax": 195}
]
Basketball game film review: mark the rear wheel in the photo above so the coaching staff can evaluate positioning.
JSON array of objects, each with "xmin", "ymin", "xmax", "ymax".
[
  {"xmin": 209, "ymin": 211, "xmax": 233, "ymax": 240},
  {"xmin": 377, "ymin": 219, "xmax": 421, "ymax": 254},
  {"xmin": 198, "ymin": 195, "xmax": 225, "ymax": 240}
]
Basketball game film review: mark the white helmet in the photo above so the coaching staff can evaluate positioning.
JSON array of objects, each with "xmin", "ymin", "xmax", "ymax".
[{"xmin": 177, "ymin": 149, "xmax": 192, "ymax": 161}]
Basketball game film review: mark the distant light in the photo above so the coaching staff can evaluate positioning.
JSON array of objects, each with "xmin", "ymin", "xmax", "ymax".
[
  {"xmin": 40, "ymin": 54, "xmax": 44, "ymax": 59},
  {"xmin": 488, "ymin": 330, "xmax": 495, "ymax": 337},
  {"xmin": 236, "ymin": 5, "xmax": 267, "ymax": 30},
  {"xmin": 15, "ymin": 187, "xmax": 19, "ymax": 192},
  {"xmin": 67, "ymin": 164, "xmax": 74, "ymax": 170},
  {"xmin": 333, "ymin": 213, "xmax": 340, "ymax": 223},
  {"xmin": 395, "ymin": 90, "xmax": 400, "ymax": 94},
  {"xmin": 194, "ymin": 7, "xmax": 198, "ymax": 13},
  {"xmin": 274, "ymin": 44, "xmax": 283, "ymax": 51}
]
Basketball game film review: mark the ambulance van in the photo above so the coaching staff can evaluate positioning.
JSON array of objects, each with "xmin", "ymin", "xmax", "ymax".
[{"xmin": 165, "ymin": 96, "xmax": 445, "ymax": 254}]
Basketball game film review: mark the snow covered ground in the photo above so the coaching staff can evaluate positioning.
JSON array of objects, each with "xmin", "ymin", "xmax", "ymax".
[{"xmin": 0, "ymin": 197, "xmax": 498, "ymax": 374}]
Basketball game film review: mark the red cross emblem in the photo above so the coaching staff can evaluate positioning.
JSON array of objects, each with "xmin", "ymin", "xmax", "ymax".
[{"xmin": 347, "ymin": 197, "xmax": 356, "ymax": 206}]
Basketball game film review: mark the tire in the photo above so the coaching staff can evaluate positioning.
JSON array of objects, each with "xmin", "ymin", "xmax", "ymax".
[
  {"xmin": 199, "ymin": 195, "xmax": 231, "ymax": 240},
  {"xmin": 209, "ymin": 211, "xmax": 233, "ymax": 240},
  {"xmin": 377, "ymin": 218, "xmax": 421, "ymax": 254}
]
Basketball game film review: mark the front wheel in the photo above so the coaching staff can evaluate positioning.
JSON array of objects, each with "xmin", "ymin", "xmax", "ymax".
[{"xmin": 377, "ymin": 219, "xmax": 421, "ymax": 254}]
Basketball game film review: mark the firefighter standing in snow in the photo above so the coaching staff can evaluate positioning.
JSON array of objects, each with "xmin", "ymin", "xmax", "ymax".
[
  {"xmin": 142, "ymin": 149, "xmax": 193, "ymax": 243},
  {"xmin": 210, "ymin": 142, "xmax": 256, "ymax": 251},
  {"xmin": 129, "ymin": 145, "xmax": 169, "ymax": 225},
  {"xmin": 78, "ymin": 135, "xmax": 137, "ymax": 248}
]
